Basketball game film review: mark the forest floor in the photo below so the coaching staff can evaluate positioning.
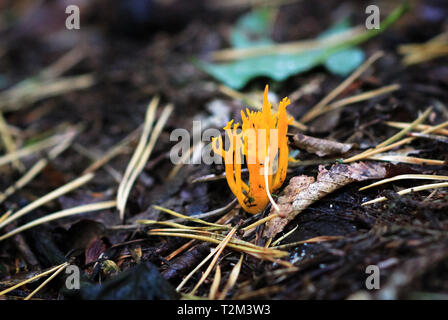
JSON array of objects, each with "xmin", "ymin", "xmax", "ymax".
[{"xmin": 0, "ymin": 0, "xmax": 448, "ymax": 300}]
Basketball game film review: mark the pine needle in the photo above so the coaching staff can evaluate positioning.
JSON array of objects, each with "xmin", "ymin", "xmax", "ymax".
[
  {"xmin": 152, "ymin": 205, "xmax": 232, "ymax": 229},
  {"xmin": 362, "ymin": 182, "xmax": 448, "ymax": 206},
  {"xmin": 211, "ymin": 26, "xmax": 364, "ymax": 62},
  {"xmin": 264, "ymin": 151, "xmax": 280, "ymax": 213},
  {"xmin": 0, "ymin": 200, "xmax": 116, "ymax": 242},
  {"xmin": 208, "ymin": 264, "xmax": 221, "ymax": 300},
  {"xmin": 167, "ymin": 142, "xmax": 201, "ymax": 181},
  {"xmin": 385, "ymin": 121, "xmax": 448, "ymax": 136},
  {"xmin": 234, "ymin": 285, "xmax": 281, "ymax": 300},
  {"xmin": 377, "ymin": 107, "xmax": 432, "ymax": 148},
  {"xmin": 0, "ymin": 111, "xmax": 23, "ymax": 170},
  {"xmin": 137, "ymin": 219, "xmax": 228, "ymax": 231},
  {"xmin": 0, "ymin": 131, "xmax": 64, "ymax": 167},
  {"xmin": 218, "ymin": 254, "xmax": 244, "ymax": 300},
  {"xmin": 190, "ymin": 227, "xmax": 237, "ymax": 295},
  {"xmin": 344, "ymin": 114, "xmax": 448, "ymax": 163},
  {"xmin": 0, "ymin": 263, "xmax": 67, "ymax": 297},
  {"xmin": 24, "ymin": 262, "xmax": 69, "ymax": 300},
  {"xmin": 0, "ymin": 74, "xmax": 95, "ymax": 112},
  {"xmin": 117, "ymin": 97, "xmax": 159, "ymax": 220},
  {"xmin": 166, "ymin": 198, "xmax": 238, "ymax": 224},
  {"xmin": 367, "ymin": 154, "xmax": 446, "ymax": 166},
  {"xmin": 360, "ymin": 174, "xmax": 448, "ymax": 191},
  {"xmin": 264, "ymin": 237, "xmax": 273, "ymax": 248},
  {"xmin": 0, "ymin": 210, "xmax": 11, "ymax": 224},
  {"xmin": 165, "ymin": 240, "xmax": 196, "ymax": 261},
  {"xmin": 148, "ymin": 231, "xmax": 287, "ymax": 258},
  {"xmin": 82, "ymin": 125, "xmax": 142, "ymax": 176},
  {"xmin": 0, "ymin": 172, "xmax": 94, "ymax": 230},
  {"xmin": 72, "ymin": 143, "xmax": 122, "ymax": 183},
  {"xmin": 407, "ymin": 132, "xmax": 448, "ymax": 143},
  {"xmin": 312, "ymin": 84, "xmax": 399, "ymax": 119},
  {"xmin": 300, "ymin": 51, "xmax": 384, "ymax": 123},
  {"xmin": 272, "ymin": 235, "xmax": 343, "ymax": 249},
  {"xmin": 0, "ymin": 128, "xmax": 78, "ymax": 204},
  {"xmin": 242, "ymin": 213, "xmax": 279, "ymax": 232},
  {"xmin": 399, "ymin": 31, "xmax": 448, "ymax": 66},
  {"xmin": 117, "ymin": 99, "xmax": 173, "ymax": 221},
  {"xmin": 176, "ymin": 230, "xmax": 236, "ymax": 293},
  {"xmin": 271, "ymin": 225, "xmax": 298, "ymax": 246}
]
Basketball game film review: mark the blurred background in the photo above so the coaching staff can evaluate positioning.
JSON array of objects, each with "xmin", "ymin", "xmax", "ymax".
[{"xmin": 1, "ymin": 0, "xmax": 448, "ymax": 300}]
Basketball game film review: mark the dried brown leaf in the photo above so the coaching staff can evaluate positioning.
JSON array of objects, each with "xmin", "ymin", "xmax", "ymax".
[
  {"xmin": 264, "ymin": 162, "xmax": 387, "ymax": 238},
  {"xmin": 85, "ymin": 238, "xmax": 107, "ymax": 265},
  {"xmin": 292, "ymin": 133, "xmax": 355, "ymax": 157}
]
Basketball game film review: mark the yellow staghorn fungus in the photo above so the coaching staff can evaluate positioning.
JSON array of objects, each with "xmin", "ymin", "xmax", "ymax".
[{"xmin": 212, "ymin": 85, "xmax": 293, "ymax": 214}]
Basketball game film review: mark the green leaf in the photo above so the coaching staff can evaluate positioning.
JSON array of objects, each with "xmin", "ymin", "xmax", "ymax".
[
  {"xmin": 199, "ymin": 50, "xmax": 323, "ymax": 90},
  {"xmin": 317, "ymin": 18, "xmax": 352, "ymax": 39},
  {"xmin": 324, "ymin": 48, "xmax": 365, "ymax": 76},
  {"xmin": 230, "ymin": 7, "xmax": 274, "ymax": 48},
  {"xmin": 200, "ymin": 10, "xmax": 364, "ymax": 89},
  {"xmin": 198, "ymin": 4, "xmax": 408, "ymax": 89}
]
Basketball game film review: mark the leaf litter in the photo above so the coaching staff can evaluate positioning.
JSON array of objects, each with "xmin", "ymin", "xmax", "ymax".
[
  {"xmin": 1, "ymin": 0, "xmax": 448, "ymax": 301},
  {"xmin": 263, "ymin": 162, "xmax": 388, "ymax": 238}
]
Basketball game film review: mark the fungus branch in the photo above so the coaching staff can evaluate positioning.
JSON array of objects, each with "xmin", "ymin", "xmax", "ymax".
[{"xmin": 212, "ymin": 85, "xmax": 292, "ymax": 214}]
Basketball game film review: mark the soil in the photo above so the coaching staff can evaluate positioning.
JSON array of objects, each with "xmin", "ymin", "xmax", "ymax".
[{"xmin": 0, "ymin": 0, "xmax": 448, "ymax": 300}]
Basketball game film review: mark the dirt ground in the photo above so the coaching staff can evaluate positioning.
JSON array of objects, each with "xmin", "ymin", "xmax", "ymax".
[{"xmin": 0, "ymin": 0, "xmax": 448, "ymax": 300}]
